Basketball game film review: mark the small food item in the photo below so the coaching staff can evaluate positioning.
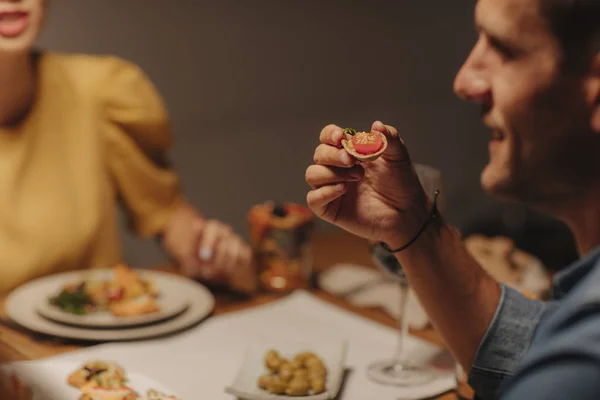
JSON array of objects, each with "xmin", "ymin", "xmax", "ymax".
[
  {"xmin": 278, "ymin": 363, "xmax": 295, "ymax": 382},
  {"xmin": 258, "ymin": 350, "xmax": 328, "ymax": 396},
  {"xmin": 257, "ymin": 374, "xmax": 273, "ymax": 389},
  {"xmin": 67, "ymin": 361, "xmax": 127, "ymax": 389},
  {"xmin": 310, "ymin": 377, "xmax": 326, "ymax": 394},
  {"xmin": 78, "ymin": 384, "xmax": 139, "ymax": 400},
  {"xmin": 265, "ymin": 349, "xmax": 286, "ymax": 373},
  {"xmin": 341, "ymin": 128, "xmax": 388, "ymax": 162},
  {"xmin": 304, "ymin": 356, "xmax": 325, "ymax": 371},
  {"xmin": 293, "ymin": 368, "xmax": 309, "ymax": 380},
  {"xmin": 49, "ymin": 284, "xmax": 93, "ymax": 315},
  {"xmin": 286, "ymin": 378, "xmax": 310, "ymax": 396},
  {"xmin": 146, "ymin": 389, "xmax": 181, "ymax": 400},
  {"xmin": 109, "ymin": 295, "xmax": 160, "ymax": 317},
  {"xmin": 266, "ymin": 377, "xmax": 288, "ymax": 394}
]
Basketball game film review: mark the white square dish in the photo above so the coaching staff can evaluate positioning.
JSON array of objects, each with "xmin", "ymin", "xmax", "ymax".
[{"xmin": 225, "ymin": 339, "xmax": 348, "ymax": 400}]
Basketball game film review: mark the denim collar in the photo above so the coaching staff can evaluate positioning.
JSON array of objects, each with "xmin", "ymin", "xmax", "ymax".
[{"xmin": 552, "ymin": 246, "xmax": 600, "ymax": 299}]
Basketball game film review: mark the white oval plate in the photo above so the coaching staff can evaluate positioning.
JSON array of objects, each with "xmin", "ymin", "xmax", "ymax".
[
  {"xmin": 0, "ymin": 360, "xmax": 179, "ymax": 399},
  {"xmin": 35, "ymin": 269, "xmax": 189, "ymax": 328},
  {"xmin": 5, "ymin": 270, "xmax": 214, "ymax": 341}
]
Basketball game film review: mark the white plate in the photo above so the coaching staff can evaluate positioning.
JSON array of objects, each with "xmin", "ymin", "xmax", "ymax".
[
  {"xmin": 5, "ymin": 271, "xmax": 214, "ymax": 341},
  {"xmin": 0, "ymin": 360, "xmax": 179, "ymax": 399},
  {"xmin": 225, "ymin": 339, "xmax": 347, "ymax": 400},
  {"xmin": 35, "ymin": 269, "xmax": 189, "ymax": 328}
]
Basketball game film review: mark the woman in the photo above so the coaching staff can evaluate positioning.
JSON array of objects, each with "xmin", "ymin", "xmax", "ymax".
[{"xmin": 0, "ymin": 0, "xmax": 253, "ymax": 293}]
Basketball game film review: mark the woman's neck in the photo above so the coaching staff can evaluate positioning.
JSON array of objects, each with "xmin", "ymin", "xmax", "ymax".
[{"xmin": 0, "ymin": 51, "xmax": 36, "ymax": 126}]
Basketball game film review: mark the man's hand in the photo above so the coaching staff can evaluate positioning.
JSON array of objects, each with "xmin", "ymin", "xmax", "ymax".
[
  {"xmin": 162, "ymin": 204, "xmax": 254, "ymax": 291},
  {"xmin": 306, "ymin": 121, "xmax": 430, "ymax": 248}
]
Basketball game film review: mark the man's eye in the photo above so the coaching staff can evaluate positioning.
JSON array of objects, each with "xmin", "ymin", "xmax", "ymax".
[{"xmin": 488, "ymin": 37, "xmax": 516, "ymax": 59}]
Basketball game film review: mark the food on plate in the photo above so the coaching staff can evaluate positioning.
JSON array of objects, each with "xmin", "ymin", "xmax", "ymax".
[
  {"xmin": 109, "ymin": 295, "xmax": 160, "ymax": 317},
  {"xmin": 258, "ymin": 349, "xmax": 328, "ymax": 396},
  {"xmin": 341, "ymin": 128, "xmax": 388, "ymax": 162},
  {"xmin": 49, "ymin": 264, "xmax": 160, "ymax": 317},
  {"xmin": 68, "ymin": 361, "xmax": 181, "ymax": 400},
  {"xmin": 68, "ymin": 361, "xmax": 127, "ymax": 389},
  {"xmin": 0, "ymin": 372, "xmax": 34, "ymax": 400}
]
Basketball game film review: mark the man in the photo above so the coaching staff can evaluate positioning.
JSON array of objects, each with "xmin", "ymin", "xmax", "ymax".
[{"xmin": 305, "ymin": 0, "xmax": 600, "ymax": 398}]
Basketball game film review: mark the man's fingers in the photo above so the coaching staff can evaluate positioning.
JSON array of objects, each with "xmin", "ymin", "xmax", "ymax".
[
  {"xmin": 313, "ymin": 144, "xmax": 356, "ymax": 168},
  {"xmin": 305, "ymin": 165, "xmax": 364, "ymax": 188},
  {"xmin": 371, "ymin": 120, "xmax": 411, "ymax": 162},
  {"xmin": 306, "ymin": 183, "xmax": 347, "ymax": 217},
  {"xmin": 319, "ymin": 124, "xmax": 344, "ymax": 146}
]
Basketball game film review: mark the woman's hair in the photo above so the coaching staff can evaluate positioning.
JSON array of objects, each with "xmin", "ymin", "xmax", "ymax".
[{"xmin": 541, "ymin": 0, "xmax": 600, "ymax": 68}]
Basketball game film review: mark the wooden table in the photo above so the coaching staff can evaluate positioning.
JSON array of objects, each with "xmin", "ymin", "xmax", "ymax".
[{"xmin": 0, "ymin": 230, "xmax": 461, "ymax": 399}]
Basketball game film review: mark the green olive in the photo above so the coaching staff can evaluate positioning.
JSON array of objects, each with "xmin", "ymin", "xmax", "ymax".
[
  {"xmin": 290, "ymin": 359, "xmax": 303, "ymax": 371},
  {"xmin": 257, "ymin": 374, "xmax": 272, "ymax": 389},
  {"xmin": 279, "ymin": 363, "xmax": 295, "ymax": 382},
  {"xmin": 308, "ymin": 366, "xmax": 327, "ymax": 379},
  {"xmin": 293, "ymin": 368, "xmax": 309, "ymax": 380},
  {"xmin": 265, "ymin": 356, "xmax": 283, "ymax": 373},
  {"xmin": 293, "ymin": 352, "xmax": 315, "ymax": 364},
  {"xmin": 305, "ymin": 356, "xmax": 325, "ymax": 371},
  {"xmin": 286, "ymin": 378, "xmax": 310, "ymax": 396},
  {"xmin": 310, "ymin": 377, "xmax": 326, "ymax": 394},
  {"xmin": 265, "ymin": 349, "xmax": 280, "ymax": 360},
  {"xmin": 267, "ymin": 377, "xmax": 287, "ymax": 394}
]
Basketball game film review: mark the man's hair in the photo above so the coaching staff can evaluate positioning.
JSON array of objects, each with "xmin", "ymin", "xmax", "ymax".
[{"xmin": 541, "ymin": 0, "xmax": 600, "ymax": 65}]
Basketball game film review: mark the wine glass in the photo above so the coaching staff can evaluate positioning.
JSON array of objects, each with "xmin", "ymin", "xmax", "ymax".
[{"xmin": 366, "ymin": 164, "xmax": 444, "ymax": 386}]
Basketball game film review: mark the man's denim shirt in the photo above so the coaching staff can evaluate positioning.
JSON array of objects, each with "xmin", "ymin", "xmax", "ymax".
[{"xmin": 469, "ymin": 247, "xmax": 600, "ymax": 399}]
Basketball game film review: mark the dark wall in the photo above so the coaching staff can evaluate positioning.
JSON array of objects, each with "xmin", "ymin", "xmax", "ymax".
[{"xmin": 38, "ymin": 0, "xmax": 498, "ymax": 266}]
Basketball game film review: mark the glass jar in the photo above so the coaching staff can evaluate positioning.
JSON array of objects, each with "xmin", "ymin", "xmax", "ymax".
[{"xmin": 248, "ymin": 202, "xmax": 314, "ymax": 293}]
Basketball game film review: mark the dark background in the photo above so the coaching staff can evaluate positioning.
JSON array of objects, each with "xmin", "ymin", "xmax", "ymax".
[{"xmin": 38, "ymin": 1, "xmax": 576, "ymax": 268}]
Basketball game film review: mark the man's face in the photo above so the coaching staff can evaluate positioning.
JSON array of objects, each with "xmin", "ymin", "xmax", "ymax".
[
  {"xmin": 0, "ymin": 0, "xmax": 46, "ymax": 54},
  {"xmin": 454, "ymin": 0, "xmax": 598, "ymax": 205}
]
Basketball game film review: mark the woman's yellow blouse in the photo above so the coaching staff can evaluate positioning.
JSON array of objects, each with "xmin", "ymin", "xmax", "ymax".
[{"xmin": 0, "ymin": 53, "xmax": 184, "ymax": 293}]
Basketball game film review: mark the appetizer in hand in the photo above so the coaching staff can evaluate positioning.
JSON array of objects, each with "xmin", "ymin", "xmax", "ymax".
[
  {"xmin": 50, "ymin": 264, "xmax": 160, "ymax": 317},
  {"xmin": 341, "ymin": 128, "xmax": 387, "ymax": 162},
  {"xmin": 258, "ymin": 349, "xmax": 327, "ymax": 396}
]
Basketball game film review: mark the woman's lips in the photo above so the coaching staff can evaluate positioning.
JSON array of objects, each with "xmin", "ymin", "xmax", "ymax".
[{"xmin": 0, "ymin": 11, "xmax": 30, "ymax": 38}]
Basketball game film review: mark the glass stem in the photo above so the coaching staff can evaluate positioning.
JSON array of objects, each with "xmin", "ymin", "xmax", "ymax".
[{"xmin": 394, "ymin": 281, "xmax": 410, "ymax": 365}]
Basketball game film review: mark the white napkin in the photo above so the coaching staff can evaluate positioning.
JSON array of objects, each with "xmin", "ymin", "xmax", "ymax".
[
  {"xmin": 319, "ymin": 264, "xmax": 431, "ymax": 330},
  {"xmin": 32, "ymin": 291, "xmax": 455, "ymax": 399}
]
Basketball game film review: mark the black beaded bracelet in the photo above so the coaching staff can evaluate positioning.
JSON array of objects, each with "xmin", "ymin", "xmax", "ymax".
[{"xmin": 379, "ymin": 189, "xmax": 441, "ymax": 253}]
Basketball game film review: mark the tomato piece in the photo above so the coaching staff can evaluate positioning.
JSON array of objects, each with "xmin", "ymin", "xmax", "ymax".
[
  {"xmin": 108, "ymin": 287, "xmax": 124, "ymax": 302},
  {"xmin": 350, "ymin": 132, "xmax": 383, "ymax": 155}
]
